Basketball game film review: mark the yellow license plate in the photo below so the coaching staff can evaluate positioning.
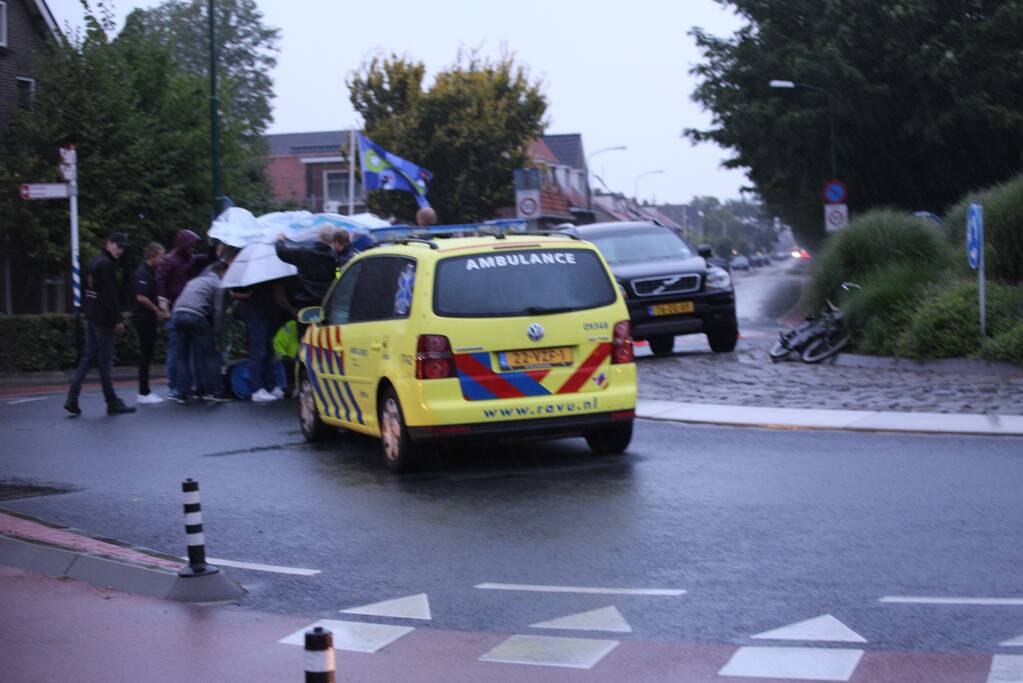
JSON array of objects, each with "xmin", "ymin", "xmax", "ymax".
[
  {"xmin": 649, "ymin": 301, "xmax": 695, "ymax": 316},
  {"xmin": 499, "ymin": 347, "xmax": 573, "ymax": 370}
]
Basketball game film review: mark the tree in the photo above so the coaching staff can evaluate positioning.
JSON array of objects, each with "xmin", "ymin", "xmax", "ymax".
[
  {"xmin": 0, "ymin": 2, "xmax": 273, "ymax": 311},
  {"xmin": 689, "ymin": 195, "xmax": 775, "ymax": 255},
  {"xmin": 348, "ymin": 51, "xmax": 547, "ymax": 223},
  {"xmin": 134, "ymin": 0, "xmax": 280, "ymax": 137},
  {"xmin": 685, "ymin": 1, "xmax": 1023, "ymax": 247}
]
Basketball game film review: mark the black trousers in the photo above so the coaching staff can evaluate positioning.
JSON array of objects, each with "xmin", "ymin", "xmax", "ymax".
[{"xmin": 134, "ymin": 318, "xmax": 157, "ymax": 396}]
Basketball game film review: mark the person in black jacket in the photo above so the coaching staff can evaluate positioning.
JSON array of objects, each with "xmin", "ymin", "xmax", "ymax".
[
  {"xmin": 65, "ymin": 233, "xmax": 136, "ymax": 416},
  {"xmin": 132, "ymin": 242, "xmax": 168, "ymax": 404},
  {"xmin": 274, "ymin": 227, "xmax": 353, "ymax": 310}
]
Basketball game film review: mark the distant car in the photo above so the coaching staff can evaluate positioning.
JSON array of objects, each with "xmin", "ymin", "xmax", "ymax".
[
  {"xmin": 697, "ymin": 243, "xmax": 731, "ymax": 273},
  {"xmin": 749, "ymin": 254, "xmax": 770, "ymax": 267},
  {"xmin": 773, "ymin": 251, "xmax": 791, "ymax": 260},
  {"xmin": 562, "ymin": 223, "xmax": 738, "ymax": 356},
  {"xmin": 730, "ymin": 255, "xmax": 751, "ymax": 271}
]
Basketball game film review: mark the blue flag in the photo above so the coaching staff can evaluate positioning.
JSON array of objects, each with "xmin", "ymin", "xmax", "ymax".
[{"xmin": 359, "ymin": 134, "xmax": 433, "ymax": 208}]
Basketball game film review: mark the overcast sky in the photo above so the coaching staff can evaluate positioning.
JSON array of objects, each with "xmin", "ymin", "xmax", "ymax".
[{"xmin": 47, "ymin": 0, "xmax": 750, "ymax": 204}]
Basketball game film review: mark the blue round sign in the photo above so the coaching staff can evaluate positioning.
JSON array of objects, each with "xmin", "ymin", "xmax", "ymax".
[
  {"xmin": 822, "ymin": 180, "xmax": 847, "ymax": 204},
  {"xmin": 966, "ymin": 203, "xmax": 983, "ymax": 270}
]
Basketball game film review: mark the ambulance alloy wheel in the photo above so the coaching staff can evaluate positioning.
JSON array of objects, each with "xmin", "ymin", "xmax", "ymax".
[
  {"xmin": 379, "ymin": 387, "xmax": 420, "ymax": 473},
  {"xmin": 298, "ymin": 367, "xmax": 332, "ymax": 442},
  {"xmin": 585, "ymin": 420, "xmax": 633, "ymax": 455}
]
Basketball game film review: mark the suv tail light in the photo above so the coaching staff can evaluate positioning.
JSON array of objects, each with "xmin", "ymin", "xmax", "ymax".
[
  {"xmin": 416, "ymin": 334, "xmax": 455, "ymax": 379},
  {"xmin": 612, "ymin": 321, "xmax": 633, "ymax": 364}
]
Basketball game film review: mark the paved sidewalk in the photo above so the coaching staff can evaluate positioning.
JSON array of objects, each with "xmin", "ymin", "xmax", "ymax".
[{"xmin": 637, "ymin": 399, "xmax": 1023, "ymax": 437}]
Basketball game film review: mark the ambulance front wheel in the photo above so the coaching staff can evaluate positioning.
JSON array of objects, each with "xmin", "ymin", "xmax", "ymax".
[
  {"xmin": 585, "ymin": 420, "xmax": 633, "ymax": 455},
  {"xmin": 298, "ymin": 367, "xmax": 333, "ymax": 442}
]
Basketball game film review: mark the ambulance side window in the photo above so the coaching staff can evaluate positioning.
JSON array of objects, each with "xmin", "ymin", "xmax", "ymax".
[
  {"xmin": 325, "ymin": 261, "xmax": 362, "ymax": 325},
  {"xmin": 349, "ymin": 257, "xmax": 417, "ymax": 323}
]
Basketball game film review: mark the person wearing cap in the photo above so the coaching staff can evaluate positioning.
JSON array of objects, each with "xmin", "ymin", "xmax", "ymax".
[{"xmin": 65, "ymin": 233, "xmax": 136, "ymax": 416}]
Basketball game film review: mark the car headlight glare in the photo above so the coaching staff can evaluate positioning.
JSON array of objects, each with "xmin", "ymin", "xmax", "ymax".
[{"xmin": 705, "ymin": 266, "xmax": 731, "ymax": 289}]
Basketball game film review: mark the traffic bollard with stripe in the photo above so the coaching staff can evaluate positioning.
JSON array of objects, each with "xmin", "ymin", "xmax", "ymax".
[
  {"xmin": 305, "ymin": 626, "xmax": 335, "ymax": 683},
  {"xmin": 165, "ymin": 479, "xmax": 244, "ymax": 602},
  {"xmin": 180, "ymin": 478, "xmax": 218, "ymax": 577}
]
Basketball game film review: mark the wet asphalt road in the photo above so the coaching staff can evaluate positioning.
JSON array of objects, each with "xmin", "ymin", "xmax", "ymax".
[{"xmin": 2, "ymin": 392, "xmax": 1022, "ymax": 653}]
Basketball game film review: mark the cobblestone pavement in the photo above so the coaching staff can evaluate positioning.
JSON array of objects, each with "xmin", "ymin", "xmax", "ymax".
[{"xmin": 636, "ymin": 264, "xmax": 1023, "ymax": 415}]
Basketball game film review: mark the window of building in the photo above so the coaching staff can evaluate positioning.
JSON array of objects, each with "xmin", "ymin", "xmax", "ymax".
[
  {"xmin": 0, "ymin": 2, "xmax": 8, "ymax": 47},
  {"xmin": 324, "ymin": 170, "xmax": 361, "ymax": 203},
  {"xmin": 17, "ymin": 78, "xmax": 36, "ymax": 109}
]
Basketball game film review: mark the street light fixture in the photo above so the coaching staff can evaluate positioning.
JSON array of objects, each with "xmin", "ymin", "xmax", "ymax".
[
  {"xmin": 634, "ymin": 169, "xmax": 665, "ymax": 203},
  {"xmin": 586, "ymin": 145, "xmax": 627, "ymax": 215},
  {"xmin": 769, "ymin": 78, "xmax": 837, "ymax": 180}
]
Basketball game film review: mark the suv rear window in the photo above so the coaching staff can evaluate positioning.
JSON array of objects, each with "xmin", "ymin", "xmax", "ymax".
[{"xmin": 433, "ymin": 248, "xmax": 616, "ymax": 318}]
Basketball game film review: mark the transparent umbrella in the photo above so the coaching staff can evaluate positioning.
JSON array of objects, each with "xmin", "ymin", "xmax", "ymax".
[{"xmin": 220, "ymin": 242, "xmax": 297, "ymax": 288}]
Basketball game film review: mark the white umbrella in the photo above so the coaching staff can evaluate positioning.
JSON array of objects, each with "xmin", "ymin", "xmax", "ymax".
[{"xmin": 220, "ymin": 242, "xmax": 298, "ymax": 288}]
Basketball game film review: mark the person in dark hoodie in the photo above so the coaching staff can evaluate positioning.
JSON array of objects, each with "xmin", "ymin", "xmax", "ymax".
[
  {"xmin": 64, "ymin": 233, "xmax": 136, "ymax": 416},
  {"xmin": 156, "ymin": 229, "xmax": 212, "ymax": 399}
]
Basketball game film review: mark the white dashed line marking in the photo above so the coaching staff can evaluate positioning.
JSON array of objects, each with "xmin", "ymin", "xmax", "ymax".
[
  {"xmin": 279, "ymin": 619, "xmax": 414, "ymax": 653},
  {"xmin": 479, "ymin": 634, "xmax": 620, "ymax": 669},
  {"xmin": 718, "ymin": 646, "xmax": 864, "ymax": 681},
  {"xmin": 475, "ymin": 583, "xmax": 685, "ymax": 596},
  {"xmin": 880, "ymin": 596, "xmax": 1023, "ymax": 606}
]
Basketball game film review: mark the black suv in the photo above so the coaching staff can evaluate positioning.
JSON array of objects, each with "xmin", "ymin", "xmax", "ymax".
[{"xmin": 563, "ymin": 222, "xmax": 738, "ymax": 355}]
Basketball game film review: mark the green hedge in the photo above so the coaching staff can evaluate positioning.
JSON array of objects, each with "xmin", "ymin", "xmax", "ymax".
[
  {"xmin": 0, "ymin": 314, "xmax": 248, "ymax": 372},
  {"xmin": 807, "ymin": 210, "xmax": 952, "ymax": 309},
  {"xmin": 943, "ymin": 174, "xmax": 1023, "ymax": 283},
  {"xmin": 894, "ymin": 280, "xmax": 1023, "ymax": 360}
]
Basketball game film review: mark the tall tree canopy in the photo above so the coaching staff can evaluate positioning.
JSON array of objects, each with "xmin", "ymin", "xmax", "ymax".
[
  {"xmin": 349, "ymin": 51, "xmax": 547, "ymax": 223},
  {"xmin": 0, "ymin": 1, "xmax": 276, "ymax": 309},
  {"xmin": 134, "ymin": 0, "xmax": 280, "ymax": 136},
  {"xmin": 685, "ymin": 1, "xmax": 1023, "ymax": 247}
]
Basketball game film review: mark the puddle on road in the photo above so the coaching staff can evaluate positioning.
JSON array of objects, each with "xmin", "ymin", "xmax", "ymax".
[{"xmin": 0, "ymin": 480, "xmax": 75, "ymax": 501}]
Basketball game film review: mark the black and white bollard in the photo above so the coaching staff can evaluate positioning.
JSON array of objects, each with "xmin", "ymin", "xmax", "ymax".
[
  {"xmin": 304, "ymin": 626, "xmax": 335, "ymax": 683},
  {"xmin": 164, "ymin": 479, "xmax": 243, "ymax": 602},
  {"xmin": 179, "ymin": 478, "xmax": 219, "ymax": 577}
]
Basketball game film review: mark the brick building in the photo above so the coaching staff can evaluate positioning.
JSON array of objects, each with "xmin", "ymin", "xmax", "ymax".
[
  {"xmin": 264, "ymin": 130, "xmax": 366, "ymax": 213},
  {"xmin": 0, "ymin": 0, "xmax": 58, "ymax": 133}
]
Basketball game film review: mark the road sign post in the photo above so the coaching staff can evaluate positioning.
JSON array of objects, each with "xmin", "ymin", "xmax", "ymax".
[{"xmin": 966, "ymin": 203, "xmax": 985, "ymax": 336}]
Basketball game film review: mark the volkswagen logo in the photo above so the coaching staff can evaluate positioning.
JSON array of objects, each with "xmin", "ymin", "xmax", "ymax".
[{"xmin": 527, "ymin": 323, "xmax": 545, "ymax": 342}]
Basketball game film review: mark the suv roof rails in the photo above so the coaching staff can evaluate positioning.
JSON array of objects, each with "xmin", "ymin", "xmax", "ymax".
[{"xmin": 516, "ymin": 229, "xmax": 581, "ymax": 241}]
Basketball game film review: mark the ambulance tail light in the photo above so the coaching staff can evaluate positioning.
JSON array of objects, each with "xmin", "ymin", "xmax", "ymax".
[
  {"xmin": 612, "ymin": 321, "xmax": 633, "ymax": 364},
  {"xmin": 416, "ymin": 335, "xmax": 455, "ymax": 380}
]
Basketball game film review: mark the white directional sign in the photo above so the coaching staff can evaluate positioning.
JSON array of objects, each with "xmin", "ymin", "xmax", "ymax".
[
  {"xmin": 20, "ymin": 183, "xmax": 70, "ymax": 200},
  {"xmin": 824, "ymin": 203, "xmax": 849, "ymax": 233}
]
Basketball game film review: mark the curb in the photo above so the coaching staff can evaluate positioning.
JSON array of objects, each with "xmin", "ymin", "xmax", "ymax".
[
  {"xmin": 0, "ymin": 365, "xmax": 168, "ymax": 389},
  {"xmin": 830, "ymin": 353, "xmax": 1022, "ymax": 376},
  {"xmin": 0, "ymin": 509, "xmax": 244, "ymax": 602},
  {"xmin": 636, "ymin": 399, "xmax": 1023, "ymax": 437}
]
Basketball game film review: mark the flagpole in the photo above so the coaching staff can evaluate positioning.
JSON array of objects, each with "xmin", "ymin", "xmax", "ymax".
[{"xmin": 348, "ymin": 128, "xmax": 357, "ymax": 216}]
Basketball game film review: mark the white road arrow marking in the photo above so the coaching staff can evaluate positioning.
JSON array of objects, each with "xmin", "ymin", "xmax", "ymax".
[
  {"xmin": 751, "ymin": 614, "xmax": 867, "ymax": 643},
  {"xmin": 340, "ymin": 593, "xmax": 431, "ymax": 620},
  {"xmin": 1002, "ymin": 634, "xmax": 1023, "ymax": 647},
  {"xmin": 530, "ymin": 606, "xmax": 632, "ymax": 633}
]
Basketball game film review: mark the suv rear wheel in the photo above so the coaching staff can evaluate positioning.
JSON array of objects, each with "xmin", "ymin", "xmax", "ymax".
[
  {"xmin": 298, "ymin": 367, "xmax": 333, "ymax": 442},
  {"xmin": 585, "ymin": 421, "xmax": 633, "ymax": 455},
  {"xmin": 648, "ymin": 335, "xmax": 675, "ymax": 356},
  {"xmin": 379, "ymin": 387, "xmax": 420, "ymax": 473}
]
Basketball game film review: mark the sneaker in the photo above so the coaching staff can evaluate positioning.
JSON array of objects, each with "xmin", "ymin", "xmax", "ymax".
[
  {"xmin": 64, "ymin": 398, "xmax": 81, "ymax": 415},
  {"xmin": 171, "ymin": 394, "xmax": 188, "ymax": 405},
  {"xmin": 251, "ymin": 388, "xmax": 279, "ymax": 402},
  {"xmin": 270, "ymin": 386, "xmax": 285, "ymax": 399},
  {"xmin": 197, "ymin": 393, "xmax": 231, "ymax": 402},
  {"xmin": 137, "ymin": 393, "xmax": 164, "ymax": 405},
  {"xmin": 107, "ymin": 400, "xmax": 137, "ymax": 415}
]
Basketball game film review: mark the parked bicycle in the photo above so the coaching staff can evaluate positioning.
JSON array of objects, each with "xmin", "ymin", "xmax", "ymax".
[{"xmin": 769, "ymin": 282, "xmax": 861, "ymax": 364}]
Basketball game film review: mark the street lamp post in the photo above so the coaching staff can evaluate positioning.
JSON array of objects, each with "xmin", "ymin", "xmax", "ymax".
[
  {"xmin": 769, "ymin": 79, "xmax": 837, "ymax": 180},
  {"xmin": 589, "ymin": 145, "xmax": 626, "ymax": 215},
  {"xmin": 634, "ymin": 169, "xmax": 665, "ymax": 203},
  {"xmin": 209, "ymin": 0, "xmax": 222, "ymax": 219}
]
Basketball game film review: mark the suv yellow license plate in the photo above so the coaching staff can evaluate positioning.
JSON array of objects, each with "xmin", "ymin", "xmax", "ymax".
[
  {"xmin": 649, "ymin": 301, "xmax": 695, "ymax": 316},
  {"xmin": 499, "ymin": 347, "xmax": 573, "ymax": 370}
]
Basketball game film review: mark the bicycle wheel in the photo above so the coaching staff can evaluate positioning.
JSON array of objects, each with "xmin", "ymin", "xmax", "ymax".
[
  {"xmin": 801, "ymin": 327, "xmax": 853, "ymax": 363},
  {"xmin": 768, "ymin": 340, "xmax": 790, "ymax": 362}
]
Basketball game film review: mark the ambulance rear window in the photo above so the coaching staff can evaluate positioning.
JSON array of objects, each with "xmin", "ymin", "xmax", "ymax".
[{"xmin": 433, "ymin": 248, "xmax": 616, "ymax": 318}]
